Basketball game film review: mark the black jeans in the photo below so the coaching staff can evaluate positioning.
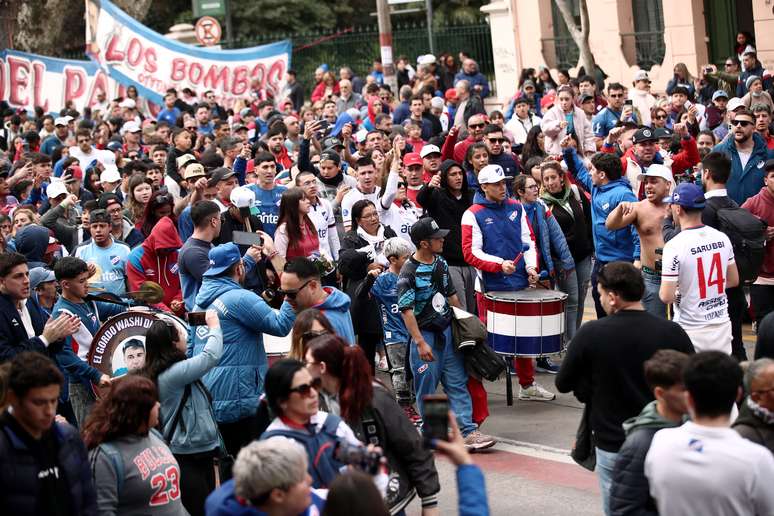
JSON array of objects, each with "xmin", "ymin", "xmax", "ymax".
[
  {"xmin": 590, "ymin": 258, "xmax": 608, "ymax": 319},
  {"xmin": 175, "ymin": 451, "xmax": 216, "ymax": 516},
  {"xmin": 218, "ymin": 414, "xmax": 260, "ymax": 457},
  {"xmin": 726, "ymin": 286, "xmax": 748, "ymax": 362},
  {"xmin": 357, "ymin": 332, "xmax": 380, "ymax": 376},
  {"xmin": 751, "ymin": 284, "xmax": 774, "ymax": 327}
]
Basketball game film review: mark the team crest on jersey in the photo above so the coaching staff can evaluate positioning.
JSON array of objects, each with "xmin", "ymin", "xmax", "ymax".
[
  {"xmin": 170, "ymin": 263, "xmax": 179, "ymax": 274},
  {"xmin": 757, "ymin": 160, "xmax": 765, "ymax": 168},
  {"xmin": 602, "ymin": 202, "xmax": 610, "ymax": 211},
  {"xmin": 484, "ymin": 217, "xmax": 494, "ymax": 225},
  {"xmin": 110, "ymin": 255, "xmax": 121, "ymax": 266},
  {"xmin": 509, "ymin": 211, "xmax": 517, "ymax": 221}
]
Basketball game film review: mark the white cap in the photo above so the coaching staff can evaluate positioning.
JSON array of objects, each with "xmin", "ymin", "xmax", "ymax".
[
  {"xmin": 121, "ymin": 121, "xmax": 141, "ymax": 134},
  {"xmin": 62, "ymin": 115, "xmax": 74, "ymax": 124},
  {"xmin": 46, "ymin": 180, "xmax": 68, "ymax": 199},
  {"xmin": 633, "ymin": 70, "xmax": 650, "ymax": 82},
  {"xmin": 727, "ymin": 97, "xmax": 745, "ymax": 112},
  {"xmin": 355, "ymin": 129, "xmax": 368, "ymax": 144},
  {"xmin": 430, "ymin": 96, "xmax": 444, "ymax": 110},
  {"xmin": 119, "ymin": 98, "xmax": 136, "ymax": 109},
  {"xmin": 100, "ymin": 164, "xmax": 121, "ymax": 184},
  {"xmin": 230, "ymin": 186, "xmax": 256, "ymax": 209},
  {"xmin": 478, "ymin": 164, "xmax": 512, "ymax": 185},
  {"xmin": 637, "ymin": 163, "xmax": 672, "ymax": 183},
  {"xmin": 420, "ymin": 144, "xmax": 441, "ymax": 158},
  {"xmin": 417, "ymin": 54, "xmax": 436, "ymax": 65},
  {"xmin": 176, "ymin": 153, "xmax": 197, "ymax": 169},
  {"xmin": 54, "ymin": 117, "xmax": 69, "ymax": 126}
]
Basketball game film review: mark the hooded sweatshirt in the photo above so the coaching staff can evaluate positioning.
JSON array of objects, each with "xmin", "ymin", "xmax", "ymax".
[
  {"xmin": 14, "ymin": 224, "xmax": 51, "ymax": 268},
  {"xmin": 191, "ymin": 275, "xmax": 295, "ymax": 424},
  {"xmin": 314, "ymin": 286, "xmax": 355, "ymax": 344},
  {"xmin": 126, "ymin": 216, "xmax": 183, "ymax": 312},
  {"xmin": 205, "ymin": 479, "xmax": 326, "ymax": 516}
]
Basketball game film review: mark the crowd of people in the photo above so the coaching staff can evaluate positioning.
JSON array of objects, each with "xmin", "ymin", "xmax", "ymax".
[{"xmin": 0, "ymin": 34, "xmax": 774, "ymax": 515}]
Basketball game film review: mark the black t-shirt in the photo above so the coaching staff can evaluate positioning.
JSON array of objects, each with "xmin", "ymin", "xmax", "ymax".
[{"xmin": 1, "ymin": 412, "xmax": 72, "ymax": 516}]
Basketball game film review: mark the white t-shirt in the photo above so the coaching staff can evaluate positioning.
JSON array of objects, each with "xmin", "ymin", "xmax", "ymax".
[
  {"xmin": 738, "ymin": 149, "xmax": 752, "ymax": 169},
  {"xmin": 341, "ymin": 187, "xmax": 380, "ymax": 230},
  {"xmin": 661, "ymin": 225, "xmax": 735, "ymax": 329},
  {"xmin": 645, "ymin": 421, "xmax": 774, "ymax": 516},
  {"xmin": 68, "ymin": 146, "xmax": 115, "ymax": 169},
  {"xmin": 378, "ymin": 199, "xmax": 421, "ymax": 243},
  {"xmin": 307, "ymin": 197, "xmax": 340, "ymax": 260}
]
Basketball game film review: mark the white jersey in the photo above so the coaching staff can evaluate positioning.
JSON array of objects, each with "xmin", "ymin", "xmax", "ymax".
[
  {"xmin": 378, "ymin": 199, "xmax": 421, "ymax": 243},
  {"xmin": 661, "ymin": 225, "xmax": 735, "ymax": 329},
  {"xmin": 308, "ymin": 198, "xmax": 340, "ymax": 260},
  {"xmin": 341, "ymin": 186, "xmax": 380, "ymax": 230}
]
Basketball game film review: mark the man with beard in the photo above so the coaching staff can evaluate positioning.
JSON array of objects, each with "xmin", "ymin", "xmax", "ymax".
[
  {"xmin": 713, "ymin": 108, "xmax": 769, "ymax": 204},
  {"xmin": 264, "ymin": 126, "xmax": 292, "ymax": 171},
  {"xmin": 484, "ymin": 124, "xmax": 519, "ymax": 177},
  {"xmin": 606, "ymin": 165, "xmax": 672, "ymax": 318},
  {"xmin": 450, "ymin": 113, "xmax": 487, "ymax": 164}
]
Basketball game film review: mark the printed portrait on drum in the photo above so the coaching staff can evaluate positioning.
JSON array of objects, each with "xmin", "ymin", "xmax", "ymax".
[{"xmin": 111, "ymin": 338, "xmax": 146, "ymax": 377}]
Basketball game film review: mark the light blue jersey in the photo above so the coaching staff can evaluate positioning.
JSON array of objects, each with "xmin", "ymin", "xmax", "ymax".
[
  {"xmin": 74, "ymin": 239, "xmax": 130, "ymax": 296},
  {"xmin": 371, "ymin": 271, "xmax": 410, "ymax": 345},
  {"xmin": 248, "ymin": 184, "xmax": 287, "ymax": 237}
]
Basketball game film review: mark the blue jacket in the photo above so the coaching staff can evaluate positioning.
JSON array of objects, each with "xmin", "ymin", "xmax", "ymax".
[
  {"xmin": 489, "ymin": 151, "xmax": 520, "ymax": 177},
  {"xmin": 192, "ymin": 276, "xmax": 296, "ymax": 424},
  {"xmin": 712, "ymin": 132, "xmax": 771, "ymax": 205},
  {"xmin": 457, "ymin": 464, "xmax": 490, "ymax": 516},
  {"xmin": 314, "ymin": 287, "xmax": 356, "ymax": 344},
  {"xmin": 591, "ymin": 107, "xmax": 638, "ymax": 138},
  {"xmin": 522, "ymin": 201, "xmax": 575, "ymax": 274},
  {"xmin": 454, "ymin": 71, "xmax": 491, "ymax": 98},
  {"xmin": 205, "ymin": 479, "xmax": 326, "ymax": 516},
  {"xmin": 563, "ymin": 147, "xmax": 640, "ymax": 262}
]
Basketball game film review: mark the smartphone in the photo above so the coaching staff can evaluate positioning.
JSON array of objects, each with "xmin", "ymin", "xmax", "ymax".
[
  {"xmin": 187, "ymin": 311, "xmax": 207, "ymax": 326},
  {"xmin": 422, "ymin": 394, "xmax": 449, "ymax": 442},
  {"xmin": 232, "ymin": 230, "xmax": 263, "ymax": 247},
  {"xmin": 624, "ymin": 99, "xmax": 633, "ymax": 106},
  {"xmin": 315, "ymin": 120, "xmax": 330, "ymax": 139}
]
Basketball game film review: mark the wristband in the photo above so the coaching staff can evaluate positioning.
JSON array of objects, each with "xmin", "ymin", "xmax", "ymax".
[{"xmin": 266, "ymin": 251, "xmax": 279, "ymax": 260}]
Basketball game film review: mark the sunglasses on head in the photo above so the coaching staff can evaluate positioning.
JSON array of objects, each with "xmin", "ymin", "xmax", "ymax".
[
  {"xmin": 732, "ymin": 119, "xmax": 753, "ymax": 127},
  {"xmin": 277, "ymin": 280, "xmax": 312, "ymax": 300},
  {"xmin": 301, "ymin": 329, "xmax": 330, "ymax": 344},
  {"xmin": 289, "ymin": 377, "xmax": 322, "ymax": 397}
]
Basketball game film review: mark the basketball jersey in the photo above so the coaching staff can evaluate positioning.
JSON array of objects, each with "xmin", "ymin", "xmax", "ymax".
[{"xmin": 661, "ymin": 225, "xmax": 735, "ymax": 328}]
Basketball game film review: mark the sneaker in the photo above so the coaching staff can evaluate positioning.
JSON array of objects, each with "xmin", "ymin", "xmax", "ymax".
[
  {"xmin": 376, "ymin": 355, "xmax": 389, "ymax": 372},
  {"xmin": 402, "ymin": 404, "xmax": 423, "ymax": 426},
  {"xmin": 536, "ymin": 357, "xmax": 560, "ymax": 374},
  {"xmin": 518, "ymin": 382, "xmax": 556, "ymax": 401},
  {"xmin": 463, "ymin": 430, "xmax": 497, "ymax": 452}
]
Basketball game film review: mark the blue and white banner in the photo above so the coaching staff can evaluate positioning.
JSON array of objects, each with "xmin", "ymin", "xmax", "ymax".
[
  {"xmin": 85, "ymin": 0, "xmax": 291, "ymax": 108},
  {"xmin": 0, "ymin": 49, "xmax": 121, "ymax": 113}
]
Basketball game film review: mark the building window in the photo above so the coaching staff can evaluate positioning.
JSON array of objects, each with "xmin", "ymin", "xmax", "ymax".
[
  {"xmin": 622, "ymin": 0, "xmax": 666, "ymax": 69},
  {"xmin": 542, "ymin": 0, "xmax": 580, "ymax": 70}
]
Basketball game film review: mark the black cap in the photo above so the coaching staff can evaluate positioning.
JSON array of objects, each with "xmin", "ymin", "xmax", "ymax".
[
  {"xmin": 208, "ymin": 167, "xmax": 236, "ymax": 187},
  {"xmin": 632, "ymin": 127, "xmax": 658, "ymax": 144},
  {"xmin": 654, "ymin": 127, "xmax": 673, "ymax": 139},
  {"xmin": 319, "ymin": 149, "xmax": 341, "ymax": 165},
  {"xmin": 579, "ymin": 93, "xmax": 595, "ymax": 103},
  {"xmin": 98, "ymin": 193, "xmax": 121, "ymax": 210},
  {"xmin": 88, "ymin": 209, "xmax": 110, "ymax": 224},
  {"xmin": 410, "ymin": 217, "xmax": 449, "ymax": 245},
  {"xmin": 765, "ymin": 159, "xmax": 774, "ymax": 172},
  {"xmin": 321, "ymin": 136, "xmax": 343, "ymax": 150}
]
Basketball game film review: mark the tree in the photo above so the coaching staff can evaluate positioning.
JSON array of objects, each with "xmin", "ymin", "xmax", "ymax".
[{"xmin": 554, "ymin": 0, "xmax": 595, "ymax": 75}]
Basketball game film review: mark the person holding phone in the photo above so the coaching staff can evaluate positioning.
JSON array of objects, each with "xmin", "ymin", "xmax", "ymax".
[
  {"xmin": 542, "ymin": 85, "xmax": 595, "ymax": 156},
  {"xmin": 275, "ymin": 187, "xmax": 321, "ymax": 260}
]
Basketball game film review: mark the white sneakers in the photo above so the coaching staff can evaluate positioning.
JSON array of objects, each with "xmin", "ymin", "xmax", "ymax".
[{"xmin": 518, "ymin": 382, "xmax": 556, "ymax": 401}]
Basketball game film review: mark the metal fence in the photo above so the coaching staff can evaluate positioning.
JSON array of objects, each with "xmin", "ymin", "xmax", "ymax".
[
  {"xmin": 621, "ymin": 32, "xmax": 666, "ymax": 70},
  {"xmin": 230, "ymin": 19, "xmax": 495, "ymax": 95},
  {"xmin": 541, "ymin": 36, "xmax": 579, "ymax": 70}
]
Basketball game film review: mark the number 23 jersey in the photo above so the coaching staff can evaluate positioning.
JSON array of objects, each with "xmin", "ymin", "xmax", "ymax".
[{"xmin": 662, "ymin": 225, "xmax": 735, "ymax": 328}]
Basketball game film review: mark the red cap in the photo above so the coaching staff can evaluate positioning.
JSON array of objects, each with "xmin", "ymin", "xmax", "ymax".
[
  {"xmin": 403, "ymin": 152, "xmax": 423, "ymax": 167},
  {"xmin": 66, "ymin": 165, "xmax": 83, "ymax": 180},
  {"xmin": 444, "ymin": 88, "xmax": 457, "ymax": 102},
  {"xmin": 540, "ymin": 91, "xmax": 556, "ymax": 110}
]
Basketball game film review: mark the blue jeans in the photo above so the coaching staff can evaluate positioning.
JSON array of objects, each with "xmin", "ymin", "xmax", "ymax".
[
  {"xmin": 410, "ymin": 326, "xmax": 476, "ymax": 436},
  {"xmin": 595, "ymin": 448, "xmax": 618, "ymax": 516},
  {"xmin": 557, "ymin": 256, "xmax": 592, "ymax": 344},
  {"xmin": 641, "ymin": 268, "xmax": 667, "ymax": 318}
]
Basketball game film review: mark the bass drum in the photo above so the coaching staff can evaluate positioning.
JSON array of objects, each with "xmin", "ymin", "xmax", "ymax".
[{"xmin": 87, "ymin": 309, "xmax": 189, "ymax": 396}]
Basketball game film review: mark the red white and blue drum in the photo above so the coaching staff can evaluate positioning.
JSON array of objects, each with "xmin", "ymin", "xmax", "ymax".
[{"xmin": 483, "ymin": 289, "xmax": 567, "ymax": 357}]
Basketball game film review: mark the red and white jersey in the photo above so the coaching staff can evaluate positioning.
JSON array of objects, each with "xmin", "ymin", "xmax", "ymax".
[{"xmin": 661, "ymin": 225, "xmax": 735, "ymax": 328}]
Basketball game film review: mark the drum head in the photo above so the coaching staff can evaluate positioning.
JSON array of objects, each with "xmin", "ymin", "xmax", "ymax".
[{"xmin": 485, "ymin": 289, "xmax": 568, "ymax": 302}]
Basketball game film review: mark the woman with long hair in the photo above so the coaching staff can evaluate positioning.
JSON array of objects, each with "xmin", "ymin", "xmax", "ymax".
[
  {"xmin": 274, "ymin": 187, "xmax": 320, "ymax": 260},
  {"xmin": 464, "ymin": 142, "xmax": 489, "ymax": 191},
  {"xmin": 311, "ymin": 71, "xmax": 340, "ymax": 103},
  {"xmin": 307, "ymin": 334, "xmax": 440, "ymax": 514},
  {"xmin": 141, "ymin": 310, "xmax": 223, "ymax": 516},
  {"xmin": 540, "ymin": 85, "xmax": 595, "ymax": 156},
  {"xmin": 83, "ymin": 375, "xmax": 187, "ymax": 515},
  {"xmin": 288, "ymin": 308, "xmax": 335, "ymax": 361},
  {"xmin": 651, "ymin": 106, "xmax": 669, "ymax": 129},
  {"xmin": 137, "ymin": 186, "xmax": 176, "ymax": 238},
  {"xmin": 666, "ymin": 62, "xmax": 695, "ymax": 98},
  {"xmin": 125, "ymin": 173, "xmax": 153, "ymax": 223},
  {"xmin": 12, "ymin": 208, "xmax": 37, "ymax": 236},
  {"xmin": 536, "ymin": 66, "xmax": 558, "ymax": 94},
  {"xmin": 539, "ymin": 160, "xmax": 593, "ymax": 342},
  {"xmin": 338, "ymin": 200, "xmax": 397, "ymax": 371},
  {"xmin": 521, "ymin": 125, "xmax": 546, "ymax": 164}
]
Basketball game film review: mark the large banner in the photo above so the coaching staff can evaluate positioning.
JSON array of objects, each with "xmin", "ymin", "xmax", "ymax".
[
  {"xmin": 85, "ymin": 0, "xmax": 291, "ymax": 108},
  {"xmin": 0, "ymin": 49, "xmax": 122, "ymax": 114}
]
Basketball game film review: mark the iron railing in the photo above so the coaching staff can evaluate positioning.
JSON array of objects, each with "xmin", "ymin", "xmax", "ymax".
[
  {"xmin": 621, "ymin": 31, "xmax": 666, "ymax": 70},
  {"xmin": 541, "ymin": 36, "xmax": 579, "ymax": 70}
]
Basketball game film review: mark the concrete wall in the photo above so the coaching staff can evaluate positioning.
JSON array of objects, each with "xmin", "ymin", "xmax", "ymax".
[{"xmin": 753, "ymin": 0, "xmax": 774, "ymax": 68}]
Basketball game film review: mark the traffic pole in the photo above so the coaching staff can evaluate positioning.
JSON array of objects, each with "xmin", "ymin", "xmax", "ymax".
[{"xmin": 376, "ymin": 0, "xmax": 398, "ymax": 94}]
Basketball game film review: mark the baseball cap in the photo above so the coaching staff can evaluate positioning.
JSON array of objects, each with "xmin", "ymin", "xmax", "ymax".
[
  {"xmin": 230, "ymin": 186, "xmax": 255, "ymax": 209},
  {"xmin": 176, "ymin": 153, "xmax": 197, "ymax": 170},
  {"xmin": 106, "ymin": 140, "xmax": 123, "ymax": 152},
  {"xmin": 417, "ymin": 54, "xmax": 436, "ymax": 65},
  {"xmin": 183, "ymin": 163, "xmax": 206, "ymax": 180},
  {"xmin": 321, "ymin": 136, "xmax": 343, "ymax": 150},
  {"xmin": 121, "ymin": 121, "xmax": 141, "ymax": 134},
  {"xmin": 637, "ymin": 164, "xmax": 673, "ymax": 183},
  {"xmin": 403, "ymin": 153, "xmax": 423, "ymax": 167},
  {"xmin": 663, "ymin": 182, "xmax": 706, "ymax": 209},
  {"xmin": 119, "ymin": 98, "xmax": 136, "ymax": 109},
  {"xmin": 654, "ymin": 127, "xmax": 673, "ymax": 139},
  {"xmin": 98, "ymin": 193, "xmax": 121, "ymax": 210},
  {"xmin": 240, "ymin": 107, "xmax": 254, "ymax": 118},
  {"xmin": 727, "ymin": 97, "xmax": 745, "ymax": 112},
  {"xmin": 444, "ymin": 89, "xmax": 458, "ymax": 102},
  {"xmin": 54, "ymin": 117, "xmax": 69, "ymax": 127},
  {"xmin": 319, "ymin": 149, "xmax": 341, "ymax": 165},
  {"xmin": 478, "ymin": 164, "xmax": 512, "ymax": 184},
  {"xmin": 712, "ymin": 90, "xmax": 729, "ymax": 101},
  {"xmin": 63, "ymin": 165, "xmax": 83, "ymax": 182},
  {"xmin": 410, "ymin": 217, "xmax": 449, "ymax": 245},
  {"xmin": 100, "ymin": 164, "xmax": 121, "ymax": 184},
  {"xmin": 203, "ymin": 243, "xmax": 242, "ymax": 277},
  {"xmin": 579, "ymin": 93, "xmax": 595, "ymax": 103},
  {"xmin": 540, "ymin": 91, "xmax": 556, "ymax": 110},
  {"xmin": 632, "ymin": 127, "xmax": 658, "ymax": 144},
  {"xmin": 208, "ymin": 167, "xmax": 236, "ymax": 187},
  {"xmin": 354, "ymin": 129, "xmax": 368, "ymax": 144},
  {"xmin": 430, "ymin": 97, "xmax": 444, "ymax": 110},
  {"xmin": 420, "ymin": 145, "xmax": 441, "ymax": 159},
  {"xmin": 219, "ymin": 136, "xmax": 241, "ymax": 152},
  {"xmin": 522, "ymin": 79, "xmax": 536, "ymax": 89},
  {"xmin": 29, "ymin": 267, "xmax": 55, "ymax": 290},
  {"xmin": 46, "ymin": 180, "xmax": 68, "ymax": 199},
  {"xmin": 765, "ymin": 159, "xmax": 774, "ymax": 172},
  {"xmin": 633, "ymin": 70, "xmax": 651, "ymax": 83},
  {"xmin": 88, "ymin": 209, "xmax": 111, "ymax": 224}
]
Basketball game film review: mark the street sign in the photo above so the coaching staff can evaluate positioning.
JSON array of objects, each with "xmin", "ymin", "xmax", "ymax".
[
  {"xmin": 194, "ymin": 16, "xmax": 222, "ymax": 47},
  {"xmin": 192, "ymin": 0, "xmax": 225, "ymax": 18}
]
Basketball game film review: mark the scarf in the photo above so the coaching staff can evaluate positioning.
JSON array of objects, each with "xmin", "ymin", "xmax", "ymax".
[
  {"xmin": 747, "ymin": 397, "xmax": 774, "ymax": 425},
  {"xmin": 356, "ymin": 224, "xmax": 389, "ymax": 267},
  {"xmin": 541, "ymin": 186, "xmax": 575, "ymax": 220},
  {"xmin": 319, "ymin": 169, "xmax": 344, "ymax": 187}
]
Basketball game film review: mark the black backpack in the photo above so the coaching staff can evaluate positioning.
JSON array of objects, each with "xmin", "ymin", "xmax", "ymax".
[{"xmin": 715, "ymin": 206, "xmax": 767, "ymax": 285}]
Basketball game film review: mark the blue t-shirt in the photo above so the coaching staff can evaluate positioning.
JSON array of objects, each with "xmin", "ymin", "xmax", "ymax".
[
  {"xmin": 74, "ymin": 239, "xmax": 130, "ymax": 296},
  {"xmin": 592, "ymin": 107, "xmax": 622, "ymax": 138},
  {"xmin": 371, "ymin": 271, "xmax": 409, "ymax": 344},
  {"xmin": 248, "ymin": 184, "xmax": 287, "ymax": 237},
  {"xmin": 157, "ymin": 107, "xmax": 181, "ymax": 126},
  {"xmin": 397, "ymin": 255, "xmax": 455, "ymax": 331}
]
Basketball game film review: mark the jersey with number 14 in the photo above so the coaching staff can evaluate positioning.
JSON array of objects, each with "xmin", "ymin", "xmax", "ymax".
[{"xmin": 661, "ymin": 225, "xmax": 735, "ymax": 328}]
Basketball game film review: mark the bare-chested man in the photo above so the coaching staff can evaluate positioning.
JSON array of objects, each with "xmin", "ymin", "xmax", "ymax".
[{"xmin": 605, "ymin": 164, "xmax": 672, "ymax": 318}]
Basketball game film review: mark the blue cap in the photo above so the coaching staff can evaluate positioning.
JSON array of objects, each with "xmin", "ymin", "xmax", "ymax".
[
  {"xmin": 106, "ymin": 140, "xmax": 123, "ymax": 152},
  {"xmin": 29, "ymin": 267, "xmax": 55, "ymax": 289},
  {"xmin": 203, "ymin": 243, "xmax": 242, "ymax": 277},
  {"xmin": 663, "ymin": 182, "xmax": 706, "ymax": 209},
  {"xmin": 712, "ymin": 90, "xmax": 729, "ymax": 101}
]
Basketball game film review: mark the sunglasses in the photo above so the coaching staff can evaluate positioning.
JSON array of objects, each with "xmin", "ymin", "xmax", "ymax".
[
  {"xmin": 488, "ymin": 137, "xmax": 506, "ymax": 143},
  {"xmin": 277, "ymin": 280, "xmax": 312, "ymax": 300},
  {"xmin": 609, "ymin": 93, "xmax": 624, "ymax": 98},
  {"xmin": 468, "ymin": 123, "xmax": 485, "ymax": 129},
  {"xmin": 289, "ymin": 377, "xmax": 322, "ymax": 397},
  {"xmin": 731, "ymin": 119, "xmax": 753, "ymax": 127},
  {"xmin": 301, "ymin": 329, "xmax": 330, "ymax": 344},
  {"xmin": 724, "ymin": 62, "xmax": 735, "ymax": 67},
  {"xmin": 655, "ymin": 115, "xmax": 668, "ymax": 120}
]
